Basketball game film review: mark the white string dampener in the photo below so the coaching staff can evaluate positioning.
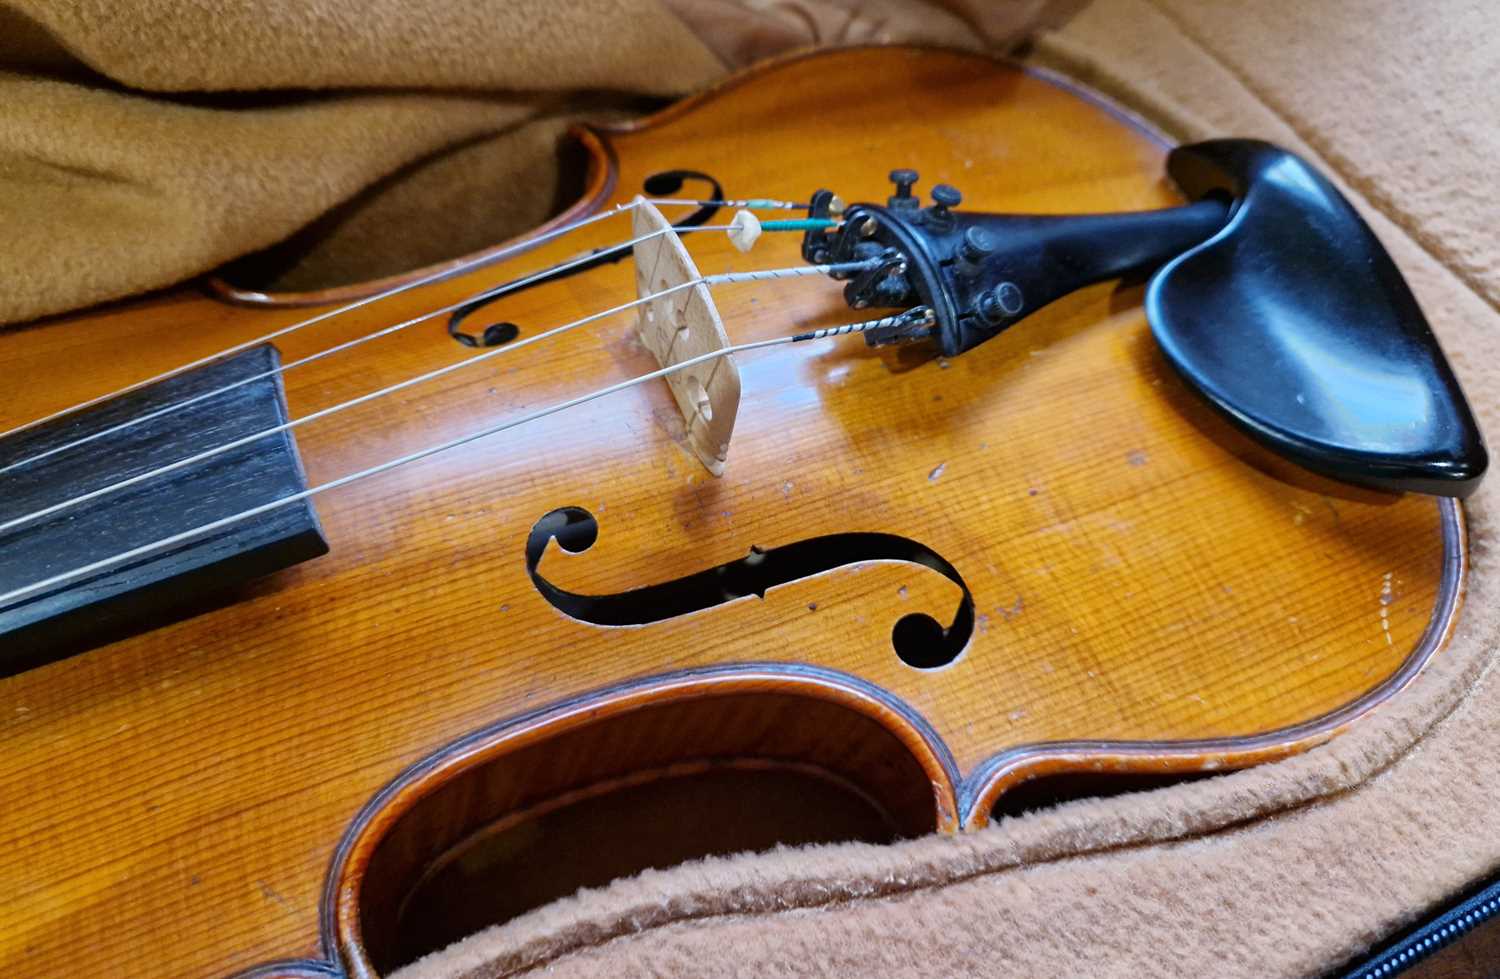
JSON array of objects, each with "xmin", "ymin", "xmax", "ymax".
[{"xmin": 631, "ymin": 197, "xmax": 740, "ymax": 476}]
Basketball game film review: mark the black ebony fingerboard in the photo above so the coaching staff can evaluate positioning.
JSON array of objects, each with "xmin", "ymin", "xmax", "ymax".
[{"xmin": 0, "ymin": 344, "xmax": 328, "ymax": 675}]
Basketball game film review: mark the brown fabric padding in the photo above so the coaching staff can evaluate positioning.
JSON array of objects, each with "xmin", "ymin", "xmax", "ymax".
[
  {"xmin": 0, "ymin": 0, "xmax": 719, "ymax": 324},
  {"xmin": 0, "ymin": 0, "xmax": 1055, "ymax": 324},
  {"xmin": 388, "ymin": 4, "xmax": 1500, "ymax": 978},
  {"xmin": 8, "ymin": 0, "xmax": 1499, "ymax": 976}
]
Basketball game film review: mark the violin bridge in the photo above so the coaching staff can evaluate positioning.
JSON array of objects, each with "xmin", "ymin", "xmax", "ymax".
[{"xmin": 631, "ymin": 196, "xmax": 741, "ymax": 476}]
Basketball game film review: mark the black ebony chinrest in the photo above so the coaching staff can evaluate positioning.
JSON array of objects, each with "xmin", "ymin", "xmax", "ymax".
[{"xmin": 1149, "ymin": 139, "xmax": 1486, "ymax": 497}]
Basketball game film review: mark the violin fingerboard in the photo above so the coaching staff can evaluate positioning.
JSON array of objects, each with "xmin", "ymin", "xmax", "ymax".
[{"xmin": 0, "ymin": 344, "xmax": 328, "ymax": 675}]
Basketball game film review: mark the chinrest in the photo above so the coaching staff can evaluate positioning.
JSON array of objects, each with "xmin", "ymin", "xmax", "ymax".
[{"xmin": 1147, "ymin": 139, "xmax": 1486, "ymax": 497}]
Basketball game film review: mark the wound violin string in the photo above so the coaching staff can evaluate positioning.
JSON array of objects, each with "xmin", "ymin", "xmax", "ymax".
[
  {"xmin": 0, "ymin": 307, "xmax": 926, "ymax": 612},
  {"xmin": 0, "ymin": 223, "xmax": 719, "ymax": 476},
  {"xmin": 0, "ymin": 195, "xmax": 814, "ymax": 449},
  {"xmin": 0, "ymin": 212, "xmax": 835, "ymax": 476},
  {"xmin": 0, "ymin": 259, "xmax": 880, "ymax": 536}
]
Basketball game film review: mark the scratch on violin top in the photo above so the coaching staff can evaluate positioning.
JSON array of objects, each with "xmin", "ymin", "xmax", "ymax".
[
  {"xmin": 257, "ymin": 881, "xmax": 291, "ymax": 910},
  {"xmin": 928, "ymin": 462, "xmax": 947, "ymax": 482},
  {"xmin": 1380, "ymin": 571, "xmax": 1394, "ymax": 646},
  {"xmin": 998, "ymin": 595, "xmax": 1024, "ymax": 621}
]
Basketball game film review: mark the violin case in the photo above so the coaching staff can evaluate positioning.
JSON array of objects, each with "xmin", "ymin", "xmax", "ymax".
[
  {"xmin": 5, "ymin": 2, "xmax": 1498, "ymax": 977},
  {"xmin": 391, "ymin": 6, "xmax": 1500, "ymax": 977}
]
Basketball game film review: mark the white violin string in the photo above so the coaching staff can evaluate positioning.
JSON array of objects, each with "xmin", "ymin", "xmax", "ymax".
[
  {"xmin": 0, "ymin": 308, "xmax": 917, "ymax": 612},
  {"xmin": 646, "ymin": 198, "xmax": 805, "ymax": 210},
  {"xmin": 0, "ymin": 260, "xmax": 876, "ymax": 536},
  {"xmin": 0, "ymin": 221, "xmax": 746, "ymax": 476},
  {"xmin": 0, "ymin": 195, "xmax": 806, "ymax": 446},
  {"xmin": 0, "ymin": 204, "xmax": 637, "ymax": 444}
]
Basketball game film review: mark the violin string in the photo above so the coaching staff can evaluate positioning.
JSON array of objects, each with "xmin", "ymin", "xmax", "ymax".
[
  {"xmin": 0, "ymin": 308, "xmax": 924, "ymax": 612},
  {"xmin": 0, "ymin": 259, "xmax": 878, "ymax": 536},
  {"xmin": 0, "ymin": 222, "xmax": 736, "ymax": 476},
  {"xmin": 647, "ymin": 198, "xmax": 808, "ymax": 210},
  {"xmin": 0, "ymin": 195, "xmax": 810, "ymax": 446},
  {"xmin": 0, "ymin": 205, "xmax": 633, "ymax": 444},
  {"xmin": 0, "ymin": 213, "xmax": 839, "ymax": 476}
]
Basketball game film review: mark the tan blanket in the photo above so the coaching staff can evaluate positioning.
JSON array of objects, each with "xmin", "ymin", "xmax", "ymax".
[
  {"xmin": 0, "ymin": 0, "xmax": 1054, "ymax": 324},
  {"xmin": 7, "ymin": 2, "xmax": 1499, "ymax": 977}
]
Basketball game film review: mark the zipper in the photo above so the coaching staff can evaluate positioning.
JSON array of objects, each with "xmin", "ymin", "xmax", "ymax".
[{"xmin": 1339, "ymin": 874, "xmax": 1500, "ymax": 978}]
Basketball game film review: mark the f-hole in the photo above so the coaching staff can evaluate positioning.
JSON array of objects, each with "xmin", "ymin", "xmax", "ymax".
[
  {"xmin": 447, "ymin": 169, "xmax": 727, "ymax": 346},
  {"xmin": 524, "ymin": 506, "xmax": 974, "ymax": 669}
]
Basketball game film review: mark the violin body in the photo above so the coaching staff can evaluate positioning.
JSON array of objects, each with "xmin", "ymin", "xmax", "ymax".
[{"xmin": 0, "ymin": 47, "xmax": 1464, "ymax": 978}]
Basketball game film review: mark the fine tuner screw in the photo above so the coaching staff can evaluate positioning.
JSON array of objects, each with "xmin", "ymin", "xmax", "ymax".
[
  {"xmin": 956, "ymin": 226, "xmax": 996, "ymax": 277},
  {"xmin": 960, "ymin": 226, "xmax": 995, "ymax": 262},
  {"xmin": 929, "ymin": 183, "xmax": 962, "ymax": 213},
  {"xmin": 924, "ymin": 183, "xmax": 962, "ymax": 229},
  {"xmin": 888, "ymin": 168, "xmax": 920, "ymax": 210},
  {"xmin": 978, "ymin": 281, "xmax": 1025, "ymax": 325}
]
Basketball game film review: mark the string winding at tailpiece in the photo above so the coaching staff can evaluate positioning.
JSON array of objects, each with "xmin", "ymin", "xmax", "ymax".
[{"xmin": 793, "ymin": 307, "xmax": 935, "ymax": 344}]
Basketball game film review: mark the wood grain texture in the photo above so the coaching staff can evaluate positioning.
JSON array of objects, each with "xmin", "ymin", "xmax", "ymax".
[{"xmin": 0, "ymin": 47, "xmax": 1463, "ymax": 978}]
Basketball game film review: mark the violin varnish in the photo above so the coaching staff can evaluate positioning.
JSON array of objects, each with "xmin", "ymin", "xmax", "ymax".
[{"xmin": 631, "ymin": 197, "xmax": 741, "ymax": 476}]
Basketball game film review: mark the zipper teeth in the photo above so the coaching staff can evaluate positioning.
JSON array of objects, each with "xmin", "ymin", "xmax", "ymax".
[{"xmin": 1351, "ymin": 890, "xmax": 1500, "ymax": 977}]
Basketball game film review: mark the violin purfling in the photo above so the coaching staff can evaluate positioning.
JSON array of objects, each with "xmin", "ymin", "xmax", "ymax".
[{"xmin": 0, "ymin": 47, "xmax": 1480, "ymax": 979}]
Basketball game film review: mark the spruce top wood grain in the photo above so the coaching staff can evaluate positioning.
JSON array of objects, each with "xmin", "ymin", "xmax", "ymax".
[{"xmin": 0, "ymin": 47, "xmax": 1464, "ymax": 978}]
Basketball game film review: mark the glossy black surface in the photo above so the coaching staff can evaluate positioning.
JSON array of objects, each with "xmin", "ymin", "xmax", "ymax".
[
  {"xmin": 802, "ymin": 176, "xmax": 1229, "ymax": 359},
  {"xmin": 1148, "ymin": 139, "xmax": 1487, "ymax": 497}
]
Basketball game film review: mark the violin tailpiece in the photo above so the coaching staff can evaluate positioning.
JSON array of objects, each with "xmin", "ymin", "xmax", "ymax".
[
  {"xmin": 631, "ymin": 196, "xmax": 741, "ymax": 476},
  {"xmin": 807, "ymin": 142, "xmax": 1487, "ymax": 498}
]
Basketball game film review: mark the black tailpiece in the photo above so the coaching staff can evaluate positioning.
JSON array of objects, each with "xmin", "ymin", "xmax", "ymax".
[{"xmin": 803, "ymin": 139, "xmax": 1486, "ymax": 498}]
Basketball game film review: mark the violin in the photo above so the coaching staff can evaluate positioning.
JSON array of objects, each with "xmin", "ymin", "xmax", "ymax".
[{"xmin": 0, "ymin": 46, "xmax": 1485, "ymax": 978}]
